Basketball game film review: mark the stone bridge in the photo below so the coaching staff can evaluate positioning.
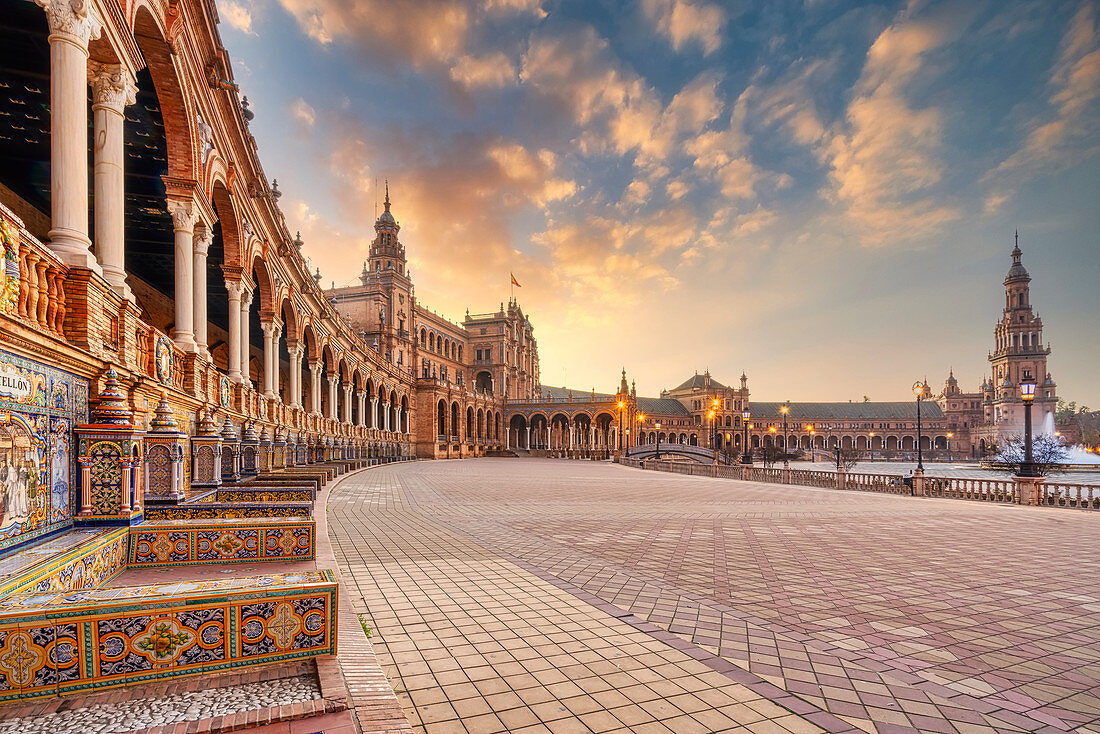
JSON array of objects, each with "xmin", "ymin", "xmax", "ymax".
[{"xmin": 625, "ymin": 443, "xmax": 735, "ymax": 465}]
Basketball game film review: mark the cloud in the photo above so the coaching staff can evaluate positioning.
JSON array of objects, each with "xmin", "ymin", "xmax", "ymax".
[
  {"xmin": 219, "ymin": 0, "xmax": 256, "ymax": 35},
  {"xmin": 520, "ymin": 30, "xmax": 728, "ymax": 175},
  {"xmin": 449, "ymin": 52, "xmax": 517, "ymax": 88},
  {"xmin": 987, "ymin": 2, "xmax": 1100, "ymax": 204},
  {"xmin": 275, "ymin": 0, "xmax": 543, "ymax": 91},
  {"xmin": 818, "ymin": 11, "xmax": 968, "ymax": 244},
  {"xmin": 641, "ymin": 0, "xmax": 725, "ymax": 55},
  {"xmin": 290, "ymin": 98, "xmax": 316, "ymax": 127}
]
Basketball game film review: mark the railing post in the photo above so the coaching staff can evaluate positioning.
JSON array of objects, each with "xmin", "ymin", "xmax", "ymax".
[
  {"xmin": 781, "ymin": 466, "xmax": 791, "ymax": 485},
  {"xmin": 1013, "ymin": 475, "xmax": 1043, "ymax": 506},
  {"xmin": 836, "ymin": 466, "xmax": 846, "ymax": 491},
  {"xmin": 912, "ymin": 469, "xmax": 925, "ymax": 497}
]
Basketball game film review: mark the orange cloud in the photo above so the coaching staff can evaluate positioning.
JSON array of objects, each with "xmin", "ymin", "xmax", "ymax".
[{"xmin": 641, "ymin": 0, "xmax": 725, "ymax": 56}]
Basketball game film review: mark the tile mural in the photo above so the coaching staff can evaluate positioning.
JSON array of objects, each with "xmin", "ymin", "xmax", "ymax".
[{"xmin": 0, "ymin": 351, "xmax": 88, "ymax": 552}]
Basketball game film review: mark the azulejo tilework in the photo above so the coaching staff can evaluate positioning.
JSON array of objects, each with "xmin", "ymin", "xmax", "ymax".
[
  {"xmin": 0, "ymin": 527, "xmax": 128, "ymax": 597},
  {"xmin": 0, "ymin": 571, "xmax": 336, "ymax": 701},
  {"xmin": 144, "ymin": 503, "xmax": 313, "ymax": 521},
  {"xmin": 216, "ymin": 488, "xmax": 314, "ymax": 503},
  {"xmin": 0, "ymin": 351, "xmax": 89, "ymax": 553},
  {"xmin": 129, "ymin": 520, "xmax": 314, "ymax": 566}
]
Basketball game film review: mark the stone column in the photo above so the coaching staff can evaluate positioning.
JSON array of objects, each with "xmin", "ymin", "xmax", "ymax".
[
  {"xmin": 525, "ymin": 427, "xmax": 530, "ymax": 449},
  {"xmin": 395, "ymin": 406, "xmax": 403, "ymax": 434},
  {"xmin": 289, "ymin": 345, "xmax": 303, "ymax": 408},
  {"xmin": 226, "ymin": 281, "xmax": 243, "ymax": 382},
  {"xmin": 357, "ymin": 392, "xmax": 367, "ymax": 427},
  {"xmin": 309, "ymin": 363, "xmax": 322, "ymax": 414},
  {"xmin": 37, "ymin": 0, "xmax": 102, "ymax": 271},
  {"xmin": 505, "ymin": 427, "xmax": 510, "ymax": 449},
  {"xmin": 371, "ymin": 398, "xmax": 379, "ymax": 429},
  {"xmin": 260, "ymin": 321, "xmax": 280, "ymax": 399},
  {"xmin": 240, "ymin": 288, "xmax": 252, "ymax": 385},
  {"xmin": 89, "ymin": 61, "xmax": 135, "ymax": 298},
  {"xmin": 383, "ymin": 402, "xmax": 391, "ymax": 431},
  {"xmin": 327, "ymin": 375, "xmax": 338, "ymax": 419},
  {"xmin": 167, "ymin": 200, "xmax": 197, "ymax": 352},
  {"xmin": 192, "ymin": 225, "xmax": 212, "ymax": 359},
  {"xmin": 342, "ymin": 384, "xmax": 352, "ymax": 423}
]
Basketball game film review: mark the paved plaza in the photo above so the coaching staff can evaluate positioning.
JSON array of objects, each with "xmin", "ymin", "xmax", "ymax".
[{"xmin": 328, "ymin": 459, "xmax": 1100, "ymax": 733}]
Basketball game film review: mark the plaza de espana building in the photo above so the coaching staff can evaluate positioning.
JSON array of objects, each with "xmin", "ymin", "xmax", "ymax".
[
  {"xmin": 503, "ymin": 242, "xmax": 1071, "ymax": 462},
  {"xmin": 0, "ymin": 0, "xmax": 1077, "ymax": 708}
]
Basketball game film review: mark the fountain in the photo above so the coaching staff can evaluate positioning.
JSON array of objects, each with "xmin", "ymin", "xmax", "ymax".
[{"xmin": 1041, "ymin": 411, "xmax": 1100, "ymax": 466}]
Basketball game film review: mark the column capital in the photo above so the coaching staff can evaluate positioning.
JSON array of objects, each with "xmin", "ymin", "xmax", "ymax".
[
  {"xmin": 225, "ymin": 279, "xmax": 245, "ymax": 300},
  {"xmin": 260, "ymin": 319, "xmax": 282, "ymax": 338},
  {"xmin": 35, "ymin": 0, "xmax": 102, "ymax": 48},
  {"xmin": 193, "ymin": 223, "xmax": 213, "ymax": 256},
  {"xmin": 167, "ymin": 199, "xmax": 196, "ymax": 234},
  {"xmin": 88, "ymin": 61, "xmax": 136, "ymax": 112}
]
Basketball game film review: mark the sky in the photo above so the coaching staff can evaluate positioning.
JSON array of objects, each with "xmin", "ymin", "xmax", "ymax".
[{"xmin": 215, "ymin": 0, "xmax": 1100, "ymax": 406}]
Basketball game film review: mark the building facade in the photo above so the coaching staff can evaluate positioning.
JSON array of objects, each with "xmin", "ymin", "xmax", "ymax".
[
  {"xmin": 326, "ymin": 192, "xmax": 541, "ymax": 458},
  {"xmin": 505, "ymin": 242, "xmax": 1071, "ymax": 460}
]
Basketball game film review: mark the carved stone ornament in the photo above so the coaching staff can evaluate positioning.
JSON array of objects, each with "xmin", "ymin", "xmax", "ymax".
[
  {"xmin": 193, "ymin": 225, "xmax": 213, "ymax": 256},
  {"xmin": 88, "ymin": 62, "xmax": 137, "ymax": 111},
  {"xmin": 34, "ymin": 0, "xmax": 103, "ymax": 47},
  {"xmin": 197, "ymin": 113, "xmax": 215, "ymax": 165},
  {"xmin": 167, "ymin": 200, "xmax": 196, "ymax": 233}
]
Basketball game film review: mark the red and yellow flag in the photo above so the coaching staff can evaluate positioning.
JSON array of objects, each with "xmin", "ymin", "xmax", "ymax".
[{"xmin": 510, "ymin": 273, "xmax": 522, "ymax": 288}]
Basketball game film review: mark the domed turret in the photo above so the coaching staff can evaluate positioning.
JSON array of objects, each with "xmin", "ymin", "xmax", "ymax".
[{"xmin": 1005, "ymin": 231, "xmax": 1029, "ymax": 284}]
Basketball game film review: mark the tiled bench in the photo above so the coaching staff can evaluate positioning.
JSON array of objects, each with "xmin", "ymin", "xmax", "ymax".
[
  {"xmin": 0, "ymin": 570, "xmax": 337, "ymax": 702},
  {"xmin": 129, "ymin": 518, "xmax": 315, "ymax": 566}
]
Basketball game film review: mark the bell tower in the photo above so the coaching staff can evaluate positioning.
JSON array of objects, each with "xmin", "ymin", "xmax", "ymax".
[
  {"xmin": 988, "ymin": 234, "xmax": 1056, "ymax": 437},
  {"xmin": 367, "ymin": 182, "xmax": 407, "ymax": 277}
]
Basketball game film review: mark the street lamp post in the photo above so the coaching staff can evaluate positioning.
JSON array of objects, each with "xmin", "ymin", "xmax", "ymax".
[
  {"xmin": 636, "ymin": 413, "xmax": 645, "ymax": 455},
  {"xmin": 655, "ymin": 421, "xmax": 661, "ymax": 462},
  {"xmin": 946, "ymin": 432, "xmax": 953, "ymax": 462},
  {"xmin": 781, "ymin": 403, "xmax": 790, "ymax": 468},
  {"xmin": 806, "ymin": 425, "xmax": 815, "ymax": 462},
  {"xmin": 741, "ymin": 409, "xmax": 751, "ymax": 464},
  {"xmin": 711, "ymin": 398, "xmax": 720, "ymax": 463},
  {"xmin": 868, "ymin": 432, "xmax": 875, "ymax": 462},
  {"xmin": 913, "ymin": 381, "xmax": 925, "ymax": 472},
  {"xmin": 1020, "ymin": 380, "xmax": 1036, "ymax": 477},
  {"xmin": 617, "ymin": 401, "xmax": 624, "ymax": 455}
]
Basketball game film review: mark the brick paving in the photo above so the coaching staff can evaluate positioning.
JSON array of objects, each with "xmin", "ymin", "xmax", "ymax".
[{"xmin": 327, "ymin": 458, "xmax": 1100, "ymax": 734}]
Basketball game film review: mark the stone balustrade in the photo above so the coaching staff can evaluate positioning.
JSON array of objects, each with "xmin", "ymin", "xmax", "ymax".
[{"xmin": 617, "ymin": 457, "xmax": 1098, "ymax": 511}]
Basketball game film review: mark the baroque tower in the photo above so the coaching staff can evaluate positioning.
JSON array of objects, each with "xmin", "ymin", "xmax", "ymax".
[
  {"xmin": 987, "ymin": 235, "xmax": 1057, "ymax": 438},
  {"xmin": 351, "ymin": 183, "xmax": 414, "ymax": 367}
]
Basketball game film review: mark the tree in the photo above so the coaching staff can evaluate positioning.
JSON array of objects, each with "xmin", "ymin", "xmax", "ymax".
[
  {"xmin": 1056, "ymin": 398, "xmax": 1090, "ymax": 423},
  {"xmin": 993, "ymin": 434, "xmax": 1070, "ymax": 476},
  {"xmin": 836, "ymin": 446, "xmax": 862, "ymax": 472},
  {"xmin": 761, "ymin": 443, "xmax": 784, "ymax": 468}
]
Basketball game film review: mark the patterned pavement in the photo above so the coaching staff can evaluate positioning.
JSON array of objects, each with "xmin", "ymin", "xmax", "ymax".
[{"xmin": 327, "ymin": 458, "xmax": 1100, "ymax": 733}]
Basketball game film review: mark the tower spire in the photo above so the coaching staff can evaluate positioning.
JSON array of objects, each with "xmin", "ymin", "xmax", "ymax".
[{"xmin": 384, "ymin": 179, "xmax": 391, "ymax": 212}]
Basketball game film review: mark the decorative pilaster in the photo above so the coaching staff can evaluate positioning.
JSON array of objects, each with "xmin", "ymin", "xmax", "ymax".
[
  {"xmin": 36, "ymin": 0, "xmax": 103, "ymax": 272},
  {"xmin": 75, "ymin": 367, "xmax": 145, "ymax": 525},
  {"xmin": 190, "ymin": 408, "xmax": 223, "ymax": 489},
  {"xmin": 167, "ymin": 200, "xmax": 197, "ymax": 351},
  {"xmin": 144, "ymin": 391, "xmax": 187, "ymax": 504},
  {"xmin": 89, "ymin": 61, "xmax": 135, "ymax": 298}
]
